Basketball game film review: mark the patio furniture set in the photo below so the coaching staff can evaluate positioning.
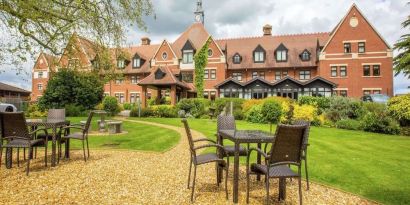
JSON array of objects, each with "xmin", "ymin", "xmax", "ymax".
[
  {"xmin": 0, "ymin": 109, "xmax": 94, "ymax": 175},
  {"xmin": 182, "ymin": 116, "xmax": 311, "ymax": 204}
]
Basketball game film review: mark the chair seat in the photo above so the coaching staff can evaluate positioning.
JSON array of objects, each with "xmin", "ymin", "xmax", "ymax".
[
  {"xmin": 3, "ymin": 139, "xmax": 45, "ymax": 148},
  {"xmin": 223, "ymin": 145, "xmax": 247, "ymax": 156},
  {"xmin": 37, "ymin": 133, "xmax": 61, "ymax": 140},
  {"xmin": 62, "ymin": 132, "xmax": 84, "ymax": 140},
  {"xmin": 251, "ymin": 164, "xmax": 299, "ymax": 178},
  {"xmin": 195, "ymin": 153, "xmax": 226, "ymax": 165}
]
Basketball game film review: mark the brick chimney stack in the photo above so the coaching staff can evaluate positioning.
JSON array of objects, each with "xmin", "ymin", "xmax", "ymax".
[
  {"xmin": 263, "ymin": 24, "xmax": 272, "ymax": 36},
  {"xmin": 141, "ymin": 37, "xmax": 151, "ymax": 45}
]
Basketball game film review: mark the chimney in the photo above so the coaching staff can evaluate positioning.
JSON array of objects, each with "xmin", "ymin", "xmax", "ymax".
[
  {"xmin": 141, "ymin": 37, "xmax": 151, "ymax": 45},
  {"xmin": 263, "ymin": 24, "xmax": 272, "ymax": 36}
]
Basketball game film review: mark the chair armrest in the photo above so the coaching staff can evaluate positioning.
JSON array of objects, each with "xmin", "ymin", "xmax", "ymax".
[
  {"xmin": 247, "ymin": 147, "xmax": 269, "ymax": 159},
  {"xmin": 4, "ymin": 136, "xmax": 30, "ymax": 140},
  {"xmin": 70, "ymin": 123, "xmax": 83, "ymax": 126},
  {"xmin": 193, "ymin": 143, "xmax": 227, "ymax": 156},
  {"xmin": 62, "ymin": 125, "xmax": 85, "ymax": 131},
  {"xmin": 29, "ymin": 128, "xmax": 49, "ymax": 136},
  {"xmin": 193, "ymin": 138, "xmax": 216, "ymax": 144}
]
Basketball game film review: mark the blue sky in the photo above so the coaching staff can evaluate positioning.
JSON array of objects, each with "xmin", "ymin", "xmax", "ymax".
[{"xmin": 0, "ymin": 0, "xmax": 409, "ymax": 94}]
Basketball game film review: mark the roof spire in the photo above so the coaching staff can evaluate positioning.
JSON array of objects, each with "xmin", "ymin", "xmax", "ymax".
[{"xmin": 194, "ymin": 0, "xmax": 204, "ymax": 24}]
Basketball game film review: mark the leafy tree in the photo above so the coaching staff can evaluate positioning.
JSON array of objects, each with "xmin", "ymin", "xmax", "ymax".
[
  {"xmin": 261, "ymin": 100, "xmax": 282, "ymax": 133},
  {"xmin": 393, "ymin": 8, "xmax": 410, "ymax": 78},
  {"xmin": 194, "ymin": 37, "xmax": 211, "ymax": 98},
  {"xmin": 38, "ymin": 69, "xmax": 104, "ymax": 110},
  {"xmin": 0, "ymin": 0, "xmax": 154, "ymax": 70}
]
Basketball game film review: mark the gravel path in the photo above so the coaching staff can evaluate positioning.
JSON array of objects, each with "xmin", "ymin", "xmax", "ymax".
[{"xmin": 0, "ymin": 119, "xmax": 376, "ymax": 204}]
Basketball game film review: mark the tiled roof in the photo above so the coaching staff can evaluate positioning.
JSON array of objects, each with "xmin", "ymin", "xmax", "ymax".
[
  {"xmin": 214, "ymin": 76, "xmax": 336, "ymax": 88},
  {"xmin": 172, "ymin": 23, "xmax": 210, "ymax": 58},
  {"xmin": 0, "ymin": 82, "xmax": 31, "ymax": 93},
  {"xmin": 110, "ymin": 44, "xmax": 159, "ymax": 74},
  {"xmin": 138, "ymin": 66, "xmax": 190, "ymax": 89},
  {"xmin": 41, "ymin": 52, "xmax": 60, "ymax": 71},
  {"xmin": 216, "ymin": 32, "xmax": 330, "ymax": 70}
]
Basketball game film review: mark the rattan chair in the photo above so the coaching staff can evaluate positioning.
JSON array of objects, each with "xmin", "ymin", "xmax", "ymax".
[
  {"xmin": 0, "ymin": 112, "xmax": 49, "ymax": 175},
  {"xmin": 182, "ymin": 118, "xmax": 229, "ymax": 202},
  {"xmin": 246, "ymin": 124, "xmax": 307, "ymax": 204},
  {"xmin": 216, "ymin": 115, "xmax": 248, "ymax": 156},
  {"xmin": 292, "ymin": 120, "xmax": 311, "ymax": 190},
  {"xmin": 61, "ymin": 111, "xmax": 94, "ymax": 162},
  {"xmin": 36, "ymin": 109, "xmax": 66, "ymax": 160}
]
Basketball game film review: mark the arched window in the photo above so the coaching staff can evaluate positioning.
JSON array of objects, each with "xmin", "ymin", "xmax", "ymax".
[
  {"xmin": 233, "ymin": 53, "xmax": 241, "ymax": 64},
  {"xmin": 253, "ymin": 45, "xmax": 265, "ymax": 63},
  {"xmin": 275, "ymin": 43, "xmax": 288, "ymax": 62},
  {"xmin": 300, "ymin": 49, "xmax": 311, "ymax": 61}
]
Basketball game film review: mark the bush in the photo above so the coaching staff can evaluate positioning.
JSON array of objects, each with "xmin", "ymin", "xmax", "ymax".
[
  {"xmin": 293, "ymin": 104, "xmax": 317, "ymax": 122},
  {"xmin": 214, "ymin": 98, "xmax": 245, "ymax": 119},
  {"xmin": 324, "ymin": 97, "xmax": 363, "ymax": 122},
  {"xmin": 261, "ymin": 100, "xmax": 282, "ymax": 124},
  {"xmin": 388, "ymin": 94, "xmax": 410, "ymax": 126},
  {"xmin": 242, "ymin": 99, "xmax": 263, "ymax": 114},
  {"xmin": 298, "ymin": 96, "xmax": 330, "ymax": 114},
  {"xmin": 65, "ymin": 104, "xmax": 87, "ymax": 117},
  {"xmin": 245, "ymin": 104, "xmax": 264, "ymax": 123},
  {"xmin": 25, "ymin": 103, "xmax": 47, "ymax": 118},
  {"xmin": 103, "ymin": 96, "xmax": 120, "ymax": 116},
  {"xmin": 360, "ymin": 112, "xmax": 400, "ymax": 135},
  {"xmin": 151, "ymin": 105, "xmax": 178, "ymax": 118},
  {"xmin": 177, "ymin": 98, "xmax": 210, "ymax": 118},
  {"xmin": 335, "ymin": 119, "xmax": 361, "ymax": 130},
  {"xmin": 123, "ymin": 103, "xmax": 136, "ymax": 110}
]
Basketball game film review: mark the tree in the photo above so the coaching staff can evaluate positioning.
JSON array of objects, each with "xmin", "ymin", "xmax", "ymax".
[
  {"xmin": 393, "ymin": 9, "xmax": 410, "ymax": 78},
  {"xmin": 194, "ymin": 37, "xmax": 211, "ymax": 98},
  {"xmin": 38, "ymin": 69, "xmax": 104, "ymax": 110},
  {"xmin": 0, "ymin": 0, "xmax": 154, "ymax": 67},
  {"xmin": 261, "ymin": 100, "xmax": 282, "ymax": 133}
]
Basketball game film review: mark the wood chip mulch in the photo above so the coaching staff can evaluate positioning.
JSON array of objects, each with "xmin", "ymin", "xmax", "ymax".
[{"xmin": 0, "ymin": 120, "xmax": 377, "ymax": 204}]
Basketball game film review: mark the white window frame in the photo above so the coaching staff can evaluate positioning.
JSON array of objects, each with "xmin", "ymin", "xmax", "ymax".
[{"xmin": 182, "ymin": 50, "xmax": 194, "ymax": 64}]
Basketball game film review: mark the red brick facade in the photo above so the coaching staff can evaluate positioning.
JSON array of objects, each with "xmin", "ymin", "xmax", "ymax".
[{"xmin": 31, "ymin": 4, "xmax": 393, "ymax": 102}]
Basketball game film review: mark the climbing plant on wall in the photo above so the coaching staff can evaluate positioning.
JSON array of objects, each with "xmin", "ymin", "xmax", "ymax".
[{"xmin": 194, "ymin": 37, "xmax": 211, "ymax": 98}]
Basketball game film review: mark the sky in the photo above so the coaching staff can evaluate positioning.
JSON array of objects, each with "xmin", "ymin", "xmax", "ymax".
[{"xmin": 0, "ymin": 0, "xmax": 409, "ymax": 94}]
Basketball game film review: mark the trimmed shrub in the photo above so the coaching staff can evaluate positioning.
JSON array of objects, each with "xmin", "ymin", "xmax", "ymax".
[
  {"xmin": 293, "ymin": 104, "xmax": 317, "ymax": 122},
  {"xmin": 151, "ymin": 105, "xmax": 178, "ymax": 118},
  {"xmin": 324, "ymin": 97, "xmax": 363, "ymax": 122},
  {"xmin": 214, "ymin": 98, "xmax": 245, "ymax": 119},
  {"xmin": 242, "ymin": 99, "xmax": 263, "ymax": 114},
  {"xmin": 103, "ymin": 96, "xmax": 120, "ymax": 116},
  {"xmin": 335, "ymin": 119, "xmax": 361, "ymax": 130},
  {"xmin": 140, "ymin": 107, "xmax": 154, "ymax": 117},
  {"xmin": 360, "ymin": 112, "xmax": 400, "ymax": 135},
  {"xmin": 65, "ymin": 104, "xmax": 87, "ymax": 117},
  {"xmin": 123, "ymin": 103, "xmax": 135, "ymax": 110},
  {"xmin": 245, "ymin": 104, "xmax": 264, "ymax": 123},
  {"xmin": 261, "ymin": 100, "xmax": 282, "ymax": 124},
  {"xmin": 388, "ymin": 94, "xmax": 410, "ymax": 126},
  {"xmin": 177, "ymin": 98, "xmax": 210, "ymax": 118},
  {"xmin": 298, "ymin": 96, "xmax": 330, "ymax": 114},
  {"xmin": 25, "ymin": 103, "xmax": 47, "ymax": 118}
]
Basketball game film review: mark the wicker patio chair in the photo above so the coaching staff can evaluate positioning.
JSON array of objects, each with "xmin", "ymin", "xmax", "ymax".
[
  {"xmin": 182, "ymin": 118, "xmax": 229, "ymax": 202},
  {"xmin": 292, "ymin": 120, "xmax": 311, "ymax": 190},
  {"xmin": 35, "ymin": 109, "xmax": 66, "ymax": 160},
  {"xmin": 0, "ymin": 112, "xmax": 49, "ymax": 175},
  {"xmin": 246, "ymin": 124, "xmax": 307, "ymax": 204},
  {"xmin": 61, "ymin": 111, "xmax": 94, "ymax": 162},
  {"xmin": 216, "ymin": 115, "xmax": 248, "ymax": 156}
]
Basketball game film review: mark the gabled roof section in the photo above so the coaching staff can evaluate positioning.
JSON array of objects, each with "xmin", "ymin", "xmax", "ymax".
[
  {"xmin": 275, "ymin": 43, "xmax": 288, "ymax": 51},
  {"xmin": 242, "ymin": 77, "xmax": 271, "ymax": 87},
  {"xmin": 182, "ymin": 40, "xmax": 195, "ymax": 51},
  {"xmin": 138, "ymin": 66, "xmax": 190, "ymax": 89},
  {"xmin": 271, "ymin": 76, "xmax": 304, "ymax": 86},
  {"xmin": 152, "ymin": 39, "xmax": 177, "ymax": 60},
  {"xmin": 254, "ymin": 44, "xmax": 266, "ymax": 52},
  {"xmin": 322, "ymin": 3, "xmax": 390, "ymax": 51},
  {"xmin": 109, "ymin": 44, "xmax": 159, "ymax": 73},
  {"xmin": 0, "ymin": 82, "xmax": 30, "ymax": 94},
  {"xmin": 172, "ymin": 23, "xmax": 210, "ymax": 58},
  {"xmin": 214, "ymin": 77, "xmax": 243, "ymax": 88},
  {"xmin": 303, "ymin": 76, "xmax": 337, "ymax": 87}
]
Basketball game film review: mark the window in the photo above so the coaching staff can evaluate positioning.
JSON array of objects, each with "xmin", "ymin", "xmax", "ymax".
[
  {"xmin": 182, "ymin": 72, "xmax": 193, "ymax": 83},
  {"xmin": 275, "ymin": 71, "xmax": 281, "ymax": 80},
  {"xmin": 115, "ymin": 93, "xmax": 125, "ymax": 103},
  {"xmin": 130, "ymin": 93, "xmax": 140, "ymax": 103},
  {"xmin": 299, "ymin": 70, "xmax": 311, "ymax": 80},
  {"xmin": 208, "ymin": 49, "xmax": 213, "ymax": 57},
  {"xmin": 363, "ymin": 90, "xmax": 371, "ymax": 95},
  {"xmin": 38, "ymin": 71, "xmax": 43, "ymax": 79},
  {"xmin": 204, "ymin": 70, "xmax": 209, "ymax": 79},
  {"xmin": 203, "ymin": 91, "xmax": 209, "ymax": 99},
  {"xmin": 232, "ymin": 72, "xmax": 242, "ymax": 81},
  {"xmin": 373, "ymin": 65, "xmax": 380, "ymax": 76},
  {"xmin": 344, "ymin": 43, "xmax": 351, "ymax": 53},
  {"xmin": 373, "ymin": 90, "xmax": 381, "ymax": 94},
  {"xmin": 259, "ymin": 71, "xmax": 265, "ymax": 79},
  {"xmin": 162, "ymin": 52, "xmax": 168, "ymax": 60},
  {"xmin": 331, "ymin": 66, "xmax": 337, "ymax": 77},
  {"xmin": 276, "ymin": 50, "xmax": 287, "ymax": 62},
  {"xmin": 340, "ymin": 90, "xmax": 347, "ymax": 97},
  {"xmin": 131, "ymin": 76, "xmax": 138, "ymax": 84},
  {"xmin": 363, "ymin": 65, "xmax": 371, "ymax": 76},
  {"xmin": 300, "ymin": 50, "xmax": 310, "ymax": 61},
  {"xmin": 254, "ymin": 51, "xmax": 264, "ymax": 62},
  {"xmin": 283, "ymin": 71, "xmax": 288, "ymax": 77},
  {"xmin": 133, "ymin": 57, "xmax": 141, "ymax": 68},
  {"xmin": 117, "ymin": 59, "xmax": 125, "ymax": 69},
  {"xmin": 252, "ymin": 71, "xmax": 258, "ymax": 79},
  {"xmin": 210, "ymin": 91, "xmax": 216, "ymax": 101},
  {"xmin": 182, "ymin": 50, "xmax": 194, "ymax": 64},
  {"xmin": 233, "ymin": 54, "xmax": 241, "ymax": 64},
  {"xmin": 115, "ymin": 79, "xmax": 123, "ymax": 84},
  {"xmin": 358, "ymin": 42, "xmax": 365, "ymax": 53},
  {"xmin": 210, "ymin": 70, "xmax": 216, "ymax": 79},
  {"xmin": 340, "ymin": 66, "xmax": 347, "ymax": 77},
  {"xmin": 37, "ymin": 83, "xmax": 43, "ymax": 91}
]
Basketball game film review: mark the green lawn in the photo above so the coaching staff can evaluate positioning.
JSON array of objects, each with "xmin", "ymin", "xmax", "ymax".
[
  {"xmin": 132, "ymin": 117, "xmax": 410, "ymax": 205},
  {"xmin": 66, "ymin": 117, "xmax": 180, "ymax": 152}
]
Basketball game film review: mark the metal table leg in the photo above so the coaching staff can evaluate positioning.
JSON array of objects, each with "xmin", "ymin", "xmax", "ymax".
[
  {"xmin": 256, "ymin": 143, "xmax": 261, "ymax": 181},
  {"xmin": 278, "ymin": 177, "xmax": 286, "ymax": 201},
  {"xmin": 5, "ymin": 148, "xmax": 12, "ymax": 169},
  {"xmin": 51, "ymin": 126, "xmax": 57, "ymax": 167},
  {"xmin": 233, "ymin": 142, "xmax": 240, "ymax": 203}
]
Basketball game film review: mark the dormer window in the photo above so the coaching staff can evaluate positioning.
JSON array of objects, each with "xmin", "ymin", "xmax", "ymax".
[
  {"xmin": 253, "ymin": 45, "xmax": 265, "ymax": 63},
  {"xmin": 117, "ymin": 59, "xmax": 125, "ymax": 69},
  {"xmin": 233, "ymin": 53, "xmax": 242, "ymax": 64},
  {"xmin": 275, "ymin": 43, "xmax": 288, "ymax": 62},
  {"xmin": 92, "ymin": 60, "xmax": 100, "ymax": 69},
  {"xmin": 182, "ymin": 50, "xmax": 194, "ymax": 64},
  {"xmin": 300, "ymin": 49, "xmax": 311, "ymax": 61},
  {"xmin": 132, "ymin": 54, "xmax": 142, "ymax": 68}
]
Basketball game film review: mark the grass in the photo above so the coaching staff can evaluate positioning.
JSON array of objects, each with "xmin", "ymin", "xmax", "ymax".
[
  {"xmin": 66, "ymin": 117, "xmax": 180, "ymax": 152},
  {"xmin": 132, "ymin": 117, "xmax": 410, "ymax": 205}
]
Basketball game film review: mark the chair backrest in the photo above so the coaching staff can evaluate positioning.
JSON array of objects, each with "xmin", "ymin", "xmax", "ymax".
[
  {"xmin": 83, "ymin": 111, "xmax": 94, "ymax": 133},
  {"xmin": 181, "ymin": 118, "xmax": 195, "ymax": 154},
  {"xmin": 268, "ymin": 124, "xmax": 307, "ymax": 165},
  {"xmin": 47, "ymin": 109, "xmax": 66, "ymax": 121},
  {"xmin": 292, "ymin": 120, "xmax": 311, "ymax": 147},
  {"xmin": 217, "ymin": 115, "xmax": 236, "ymax": 132},
  {"xmin": 0, "ymin": 112, "xmax": 30, "ymax": 140}
]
